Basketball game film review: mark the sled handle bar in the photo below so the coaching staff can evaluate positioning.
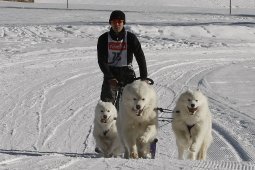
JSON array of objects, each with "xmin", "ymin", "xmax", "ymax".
[
  {"xmin": 117, "ymin": 77, "xmax": 154, "ymax": 87},
  {"xmin": 134, "ymin": 77, "xmax": 154, "ymax": 85}
]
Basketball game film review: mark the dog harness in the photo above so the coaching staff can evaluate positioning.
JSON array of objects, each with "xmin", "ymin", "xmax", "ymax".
[
  {"xmin": 187, "ymin": 124, "xmax": 195, "ymax": 137},
  {"xmin": 175, "ymin": 110, "xmax": 195, "ymax": 137},
  {"xmin": 103, "ymin": 129, "xmax": 109, "ymax": 136}
]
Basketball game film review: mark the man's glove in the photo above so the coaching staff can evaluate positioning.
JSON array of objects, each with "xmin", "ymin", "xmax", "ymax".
[{"xmin": 108, "ymin": 79, "xmax": 118, "ymax": 88}]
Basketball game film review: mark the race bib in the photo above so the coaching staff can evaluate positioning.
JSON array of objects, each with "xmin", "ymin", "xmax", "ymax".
[{"xmin": 107, "ymin": 32, "xmax": 128, "ymax": 67}]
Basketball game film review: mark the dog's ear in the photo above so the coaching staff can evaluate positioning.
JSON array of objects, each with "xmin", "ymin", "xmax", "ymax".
[
  {"xmin": 187, "ymin": 88, "xmax": 192, "ymax": 93},
  {"xmin": 183, "ymin": 86, "xmax": 191, "ymax": 92}
]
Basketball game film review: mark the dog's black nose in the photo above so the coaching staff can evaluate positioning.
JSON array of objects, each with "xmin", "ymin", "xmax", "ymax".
[
  {"xmin": 191, "ymin": 104, "xmax": 195, "ymax": 108},
  {"xmin": 103, "ymin": 115, "xmax": 107, "ymax": 119},
  {"xmin": 136, "ymin": 105, "xmax": 141, "ymax": 110}
]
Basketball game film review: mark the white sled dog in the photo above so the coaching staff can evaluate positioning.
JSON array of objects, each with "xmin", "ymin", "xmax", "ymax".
[
  {"xmin": 172, "ymin": 89, "xmax": 212, "ymax": 160},
  {"xmin": 117, "ymin": 80, "xmax": 158, "ymax": 159},
  {"xmin": 93, "ymin": 100, "xmax": 122, "ymax": 157}
]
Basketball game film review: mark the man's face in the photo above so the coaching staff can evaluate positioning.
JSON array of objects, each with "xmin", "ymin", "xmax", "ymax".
[{"xmin": 110, "ymin": 19, "xmax": 124, "ymax": 33}]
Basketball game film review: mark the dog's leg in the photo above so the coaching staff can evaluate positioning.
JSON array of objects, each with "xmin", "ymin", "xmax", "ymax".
[
  {"xmin": 137, "ymin": 124, "xmax": 157, "ymax": 159},
  {"xmin": 111, "ymin": 137, "xmax": 123, "ymax": 158},
  {"xmin": 188, "ymin": 150, "xmax": 197, "ymax": 160},
  {"xmin": 189, "ymin": 123, "xmax": 211, "ymax": 160},
  {"xmin": 177, "ymin": 142, "xmax": 186, "ymax": 160},
  {"xmin": 188, "ymin": 136, "xmax": 198, "ymax": 160},
  {"xmin": 117, "ymin": 130, "xmax": 129, "ymax": 158},
  {"xmin": 103, "ymin": 142, "xmax": 112, "ymax": 158},
  {"xmin": 189, "ymin": 124, "xmax": 205, "ymax": 154},
  {"xmin": 174, "ymin": 128, "xmax": 190, "ymax": 160},
  {"xmin": 94, "ymin": 135, "xmax": 105, "ymax": 155},
  {"xmin": 111, "ymin": 148, "xmax": 118, "ymax": 158},
  {"xmin": 197, "ymin": 141, "xmax": 207, "ymax": 160},
  {"xmin": 122, "ymin": 133, "xmax": 138, "ymax": 159},
  {"xmin": 126, "ymin": 138, "xmax": 138, "ymax": 159},
  {"xmin": 108, "ymin": 137, "xmax": 118, "ymax": 155},
  {"xmin": 139, "ymin": 124, "xmax": 157, "ymax": 144},
  {"xmin": 96, "ymin": 136, "xmax": 112, "ymax": 157},
  {"xmin": 197, "ymin": 133, "xmax": 212, "ymax": 160},
  {"xmin": 138, "ymin": 142, "xmax": 150, "ymax": 158},
  {"xmin": 129, "ymin": 143, "xmax": 138, "ymax": 159}
]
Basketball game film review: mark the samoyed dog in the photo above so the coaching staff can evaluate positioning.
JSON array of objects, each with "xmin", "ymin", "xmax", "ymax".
[
  {"xmin": 93, "ymin": 100, "xmax": 122, "ymax": 158},
  {"xmin": 172, "ymin": 89, "xmax": 212, "ymax": 160},
  {"xmin": 117, "ymin": 80, "xmax": 158, "ymax": 159}
]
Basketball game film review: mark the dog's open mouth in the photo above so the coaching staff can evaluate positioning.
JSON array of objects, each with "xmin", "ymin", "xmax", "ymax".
[
  {"xmin": 187, "ymin": 107, "xmax": 198, "ymax": 114},
  {"xmin": 132, "ymin": 108, "xmax": 144, "ymax": 116},
  {"xmin": 100, "ymin": 116, "xmax": 111, "ymax": 123}
]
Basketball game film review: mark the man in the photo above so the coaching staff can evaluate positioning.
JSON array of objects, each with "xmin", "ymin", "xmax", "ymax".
[{"xmin": 97, "ymin": 10, "xmax": 148, "ymax": 103}]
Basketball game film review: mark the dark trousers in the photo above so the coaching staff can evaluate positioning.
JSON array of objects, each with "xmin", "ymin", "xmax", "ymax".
[{"xmin": 100, "ymin": 66, "xmax": 136, "ymax": 103}]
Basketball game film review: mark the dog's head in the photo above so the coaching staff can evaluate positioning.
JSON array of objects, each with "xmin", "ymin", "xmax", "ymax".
[
  {"xmin": 95, "ymin": 100, "xmax": 117, "ymax": 124},
  {"xmin": 178, "ymin": 89, "xmax": 208, "ymax": 115},
  {"xmin": 122, "ymin": 80, "xmax": 156, "ymax": 117}
]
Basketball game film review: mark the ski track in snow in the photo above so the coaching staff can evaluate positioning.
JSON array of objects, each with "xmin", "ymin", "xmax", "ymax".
[{"xmin": 0, "ymin": 6, "xmax": 255, "ymax": 169}]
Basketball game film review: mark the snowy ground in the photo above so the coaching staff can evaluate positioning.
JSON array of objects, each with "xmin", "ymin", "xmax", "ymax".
[{"xmin": 0, "ymin": 1, "xmax": 255, "ymax": 169}]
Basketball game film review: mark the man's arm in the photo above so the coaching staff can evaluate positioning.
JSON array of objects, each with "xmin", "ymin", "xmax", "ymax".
[
  {"xmin": 97, "ymin": 34, "xmax": 114, "ymax": 80},
  {"xmin": 130, "ymin": 33, "xmax": 148, "ymax": 79}
]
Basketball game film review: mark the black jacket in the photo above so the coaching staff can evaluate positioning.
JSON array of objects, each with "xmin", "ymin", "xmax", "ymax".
[{"xmin": 97, "ymin": 27, "xmax": 147, "ymax": 80}]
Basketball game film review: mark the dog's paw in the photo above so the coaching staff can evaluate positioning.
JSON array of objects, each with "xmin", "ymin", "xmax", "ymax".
[
  {"xmin": 130, "ymin": 152, "xmax": 139, "ymax": 159},
  {"xmin": 190, "ymin": 144, "xmax": 197, "ymax": 152},
  {"xmin": 188, "ymin": 152, "xmax": 196, "ymax": 160},
  {"xmin": 138, "ymin": 136, "xmax": 148, "ymax": 144},
  {"xmin": 140, "ymin": 152, "xmax": 151, "ymax": 159}
]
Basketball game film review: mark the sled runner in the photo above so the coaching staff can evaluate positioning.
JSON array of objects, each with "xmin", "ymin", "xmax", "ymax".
[{"xmin": 150, "ymin": 138, "xmax": 158, "ymax": 159}]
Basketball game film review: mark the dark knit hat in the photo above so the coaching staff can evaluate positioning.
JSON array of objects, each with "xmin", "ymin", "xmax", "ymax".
[{"xmin": 109, "ymin": 10, "xmax": 126, "ymax": 24}]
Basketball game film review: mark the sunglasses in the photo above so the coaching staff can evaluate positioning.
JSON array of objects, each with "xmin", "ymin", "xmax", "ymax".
[{"xmin": 111, "ymin": 19, "xmax": 124, "ymax": 24}]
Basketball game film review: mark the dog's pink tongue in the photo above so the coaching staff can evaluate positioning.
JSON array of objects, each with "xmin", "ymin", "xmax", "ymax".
[{"xmin": 188, "ymin": 107, "xmax": 197, "ymax": 113}]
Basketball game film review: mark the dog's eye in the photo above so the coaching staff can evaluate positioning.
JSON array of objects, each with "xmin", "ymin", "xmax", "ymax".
[
  {"xmin": 133, "ymin": 98, "xmax": 137, "ymax": 101},
  {"xmin": 188, "ymin": 99, "xmax": 191, "ymax": 101},
  {"xmin": 142, "ymin": 98, "xmax": 145, "ymax": 101},
  {"xmin": 196, "ymin": 100, "xmax": 198, "ymax": 102},
  {"xmin": 101, "ymin": 110, "xmax": 103, "ymax": 112},
  {"xmin": 107, "ymin": 110, "xmax": 110, "ymax": 112}
]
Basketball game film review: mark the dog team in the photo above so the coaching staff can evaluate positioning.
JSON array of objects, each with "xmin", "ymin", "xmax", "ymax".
[
  {"xmin": 93, "ymin": 80, "xmax": 213, "ymax": 160},
  {"xmin": 94, "ymin": 10, "xmax": 212, "ymax": 160}
]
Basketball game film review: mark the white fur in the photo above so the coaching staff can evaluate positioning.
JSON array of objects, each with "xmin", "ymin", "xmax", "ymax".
[
  {"xmin": 172, "ymin": 89, "xmax": 213, "ymax": 160},
  {"xmin": 93, "ymin": 100, "xmax": 122, "ymax": 157},
  {"xmin": 117, "ymin": 80, "xmax": 158, "ymax": 159}
]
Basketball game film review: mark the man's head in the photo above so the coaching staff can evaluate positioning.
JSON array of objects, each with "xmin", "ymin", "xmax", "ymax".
[
  {"xmin": 109, "ymin": 10, "xmax": 125, "ymax": 33},
  {"xmin": 109, "ymin": 10, "xmax": 125, "ymax": 24}
]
